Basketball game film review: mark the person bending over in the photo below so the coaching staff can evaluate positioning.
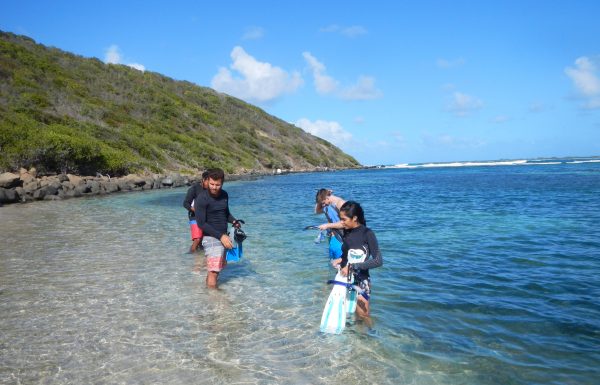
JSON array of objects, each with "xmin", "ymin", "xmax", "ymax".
[{"xmin": 315, "ymin": 188, "xmax": 346, "ymax": 259}]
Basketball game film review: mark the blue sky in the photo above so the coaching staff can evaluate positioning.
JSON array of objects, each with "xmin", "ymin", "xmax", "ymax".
[{"xmin": 2, "ymin": 0, "xmax": 599, "ymax": 165}]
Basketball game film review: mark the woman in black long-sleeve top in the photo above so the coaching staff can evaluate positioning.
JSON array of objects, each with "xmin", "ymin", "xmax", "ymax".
[{"xmin": 332, "ymin": 201, "xmax": 383, "ymax": 319}]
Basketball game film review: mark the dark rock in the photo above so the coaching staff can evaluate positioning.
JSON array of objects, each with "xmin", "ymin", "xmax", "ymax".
[
  {"xmin": 45, "ymin": 185, "xmax": 58, "ymax": 196},
  {"xmin": 0, "ymin": 172, "xmax": 21, "ymax": 188},
  {"xmin": 33, "ymin": 188, "xmax": 46, "ymax": 200},
  {"xmin": 14, "ymin": 187, "xmax": 26, "ymax": 202},
  {"xmin": 118, "ymin": 180, "xmax": 132, "ymax": 191},
  {"xmin": 123, "ymin": 174, "xmax": 146, "ymax": 187},
  {"xmin": 144, "ymin": 177, "xmax": 154, "ymax": 187},
  {"xmin": 74, "ymin": 184, "xmax": 89, "ymax": 195},
  {"xmin": 61, "ymin": 181, "xmax": 74, "ymax": 191},
  {"xmin": 103, "ymin": 181, "xmax": 119, "ymax": 193},
  {"xmin": 23, "ymin": 180, "xmax": 39, "ymax": 194},
  {"xmin": 87, "ymin": 181, "xmax": 101, "ymax": 194},
  {"xmin": 5, "ymin": 188, "xmax": 18, "ymax": 202}
]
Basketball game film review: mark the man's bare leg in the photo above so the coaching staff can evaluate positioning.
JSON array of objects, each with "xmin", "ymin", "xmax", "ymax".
[{"xmin": 206, "ymin": 271, "xmax": 219, "ymax": 288}]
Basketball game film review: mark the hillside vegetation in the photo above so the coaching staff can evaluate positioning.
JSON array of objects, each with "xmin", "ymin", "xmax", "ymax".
[{"xmin": 0, "ymin": 31, "xmax": 360, "ymax": 175}]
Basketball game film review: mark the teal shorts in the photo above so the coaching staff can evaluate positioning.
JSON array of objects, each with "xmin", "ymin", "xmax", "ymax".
[{"xmin": 328, "ymin": 235, "xmax": 343, "ymax": 259}]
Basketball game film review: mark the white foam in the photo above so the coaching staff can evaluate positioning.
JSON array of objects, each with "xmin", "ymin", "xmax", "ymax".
[
  {"xmin": 388, "ymin": 158, "xmax": 600, "ymax": 169},
  {"xmin": 568, "ymin": 159, "xmax": 600, "ymax": 164},
  {"xmin": 389, "ymin": 159, "xmax": 530, "ymax": 169}
]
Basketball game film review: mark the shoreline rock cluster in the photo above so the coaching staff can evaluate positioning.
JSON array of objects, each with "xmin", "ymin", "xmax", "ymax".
[
  {"xmin": 0, "ymin": 166, "xmax": 345, "ymax": 206},
  {"xmin": 0, "ymin": 168, "xmax": 202, "ymax": 205}
]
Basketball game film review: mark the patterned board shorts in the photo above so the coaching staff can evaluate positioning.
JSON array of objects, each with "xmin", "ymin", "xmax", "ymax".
[
  {"xmin": 202, "ymin": 236, "xmax": 226, "ymax": 272},
  {"xmin": 356, "ymin": 277, "xmax": 371, "ymax": 299}
]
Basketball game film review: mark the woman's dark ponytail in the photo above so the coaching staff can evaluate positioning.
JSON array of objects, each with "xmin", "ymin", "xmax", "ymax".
[{"xmin": 340, "ymin": 201, "xmax": 366, "ymax": 225}]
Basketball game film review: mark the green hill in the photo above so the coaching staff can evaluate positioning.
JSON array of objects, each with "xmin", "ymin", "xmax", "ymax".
[{"xmin": 0, "ymin": 31, "xmax": 360, "ymax": 176}]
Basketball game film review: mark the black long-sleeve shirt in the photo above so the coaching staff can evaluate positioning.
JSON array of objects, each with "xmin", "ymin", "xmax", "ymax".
[
  {"xmin": 183, "ymin": 183, "xmax": 204, "ymax": 215},
  {"xmin": 341, "ymin": 225, "xmax": 383, "ymax": 279},
  {"xmin": 193, "ymin": 188, "xmax": 236, "ymax": 239}
]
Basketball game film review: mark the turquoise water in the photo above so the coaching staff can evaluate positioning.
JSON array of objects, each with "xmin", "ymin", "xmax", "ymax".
[{"xmin": 1, "ymin": 160, "xmax": 599, "ymax": 384}]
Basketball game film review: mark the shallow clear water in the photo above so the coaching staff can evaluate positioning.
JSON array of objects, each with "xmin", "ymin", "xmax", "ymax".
[{"xmin": 1, "ymin": 161, "xmax": 600, "ymax": 384}]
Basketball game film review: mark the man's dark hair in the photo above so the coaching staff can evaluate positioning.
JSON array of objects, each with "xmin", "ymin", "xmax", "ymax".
[
  {"xmin": 201, "ymin": 170, "xmax": 209, "ymax": 180},
  {"xmin": 206, "ymin": 168, "xmax": 225, "ymax": 182}
]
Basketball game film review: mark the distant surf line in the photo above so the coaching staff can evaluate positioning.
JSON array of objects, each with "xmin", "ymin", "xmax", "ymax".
[{"xmin": 385, "ymin": 157, "xmax": 600, "ymax": 170}]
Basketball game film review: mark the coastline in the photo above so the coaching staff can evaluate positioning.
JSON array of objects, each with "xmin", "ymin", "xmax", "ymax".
[{"xmin": 0, "ymin": 167, "xmax": 344, "ymax": 206}]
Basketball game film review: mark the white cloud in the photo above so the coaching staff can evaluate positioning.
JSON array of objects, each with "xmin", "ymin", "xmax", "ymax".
[
  {"xmin": 302, "ymin": 52, "xmax": 382, "ymax": 100},
  {"xmin": 242, "ymin": 26, "xmax": 264, "ymax": 40},
  {"xmin": 341, "ymin": 25, "xmax": 368, "ymax": 38},
  {"xmin": 104, "ymin": 44, "xmax": 145, "ymax": 71},
  {"xmin": 294, "ymin": 118, "xmax": 353, "ymax": 146},
  {"xmin": 302, "ymin": 52, "xmax": 338, "ymax": 94},
  {"xmin": 340, "ymin": 76, "xmax": 383, "ymax": 100},
  {"xmin": 320, "ymin": 24, "xmax": 367, "ymax": 37},
  {"xmin": 447, "ymin": 92, "xmax": 483, "ymax": 116},
  {"xmin": 565, "ymin": 56, "xmax": 600, "ymax": 109},
  {"xmin": 436, "ymin": 57, "xmax": 466, "ymax": 68},
  {"xmin": 127, "ymin": 63, "xmax": 146, "ymax": 71},
  {"xmin": 105, "ymin": 45, "xmax": 121, "ymax": 64},
  {"xmin": 211, "ymin": 46, "xmax": 303, "ymax": 103}
]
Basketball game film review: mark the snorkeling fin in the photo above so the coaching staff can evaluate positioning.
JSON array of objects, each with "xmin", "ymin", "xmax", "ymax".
[
  {"xmin": 320, "ymin": 269, "xmax": 348, "ymax": 334},
  {"xmin": 226, "ymin": 226, "xmax": 246, "ymax": 262}
]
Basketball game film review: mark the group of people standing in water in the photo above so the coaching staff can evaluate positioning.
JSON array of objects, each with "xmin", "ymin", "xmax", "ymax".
[{"xmin": 183, "ymin": 172, "xmax": 383, "ymax": 323}]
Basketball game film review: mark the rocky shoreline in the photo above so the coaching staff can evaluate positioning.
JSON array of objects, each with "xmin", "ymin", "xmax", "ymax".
[
  {"xmin": 0, "ymin": 168, "xmax": 277, "ymax": 206},
  {"xmin": 0, "ymin": 167, "xmax": 339, "ymax": 206}
]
